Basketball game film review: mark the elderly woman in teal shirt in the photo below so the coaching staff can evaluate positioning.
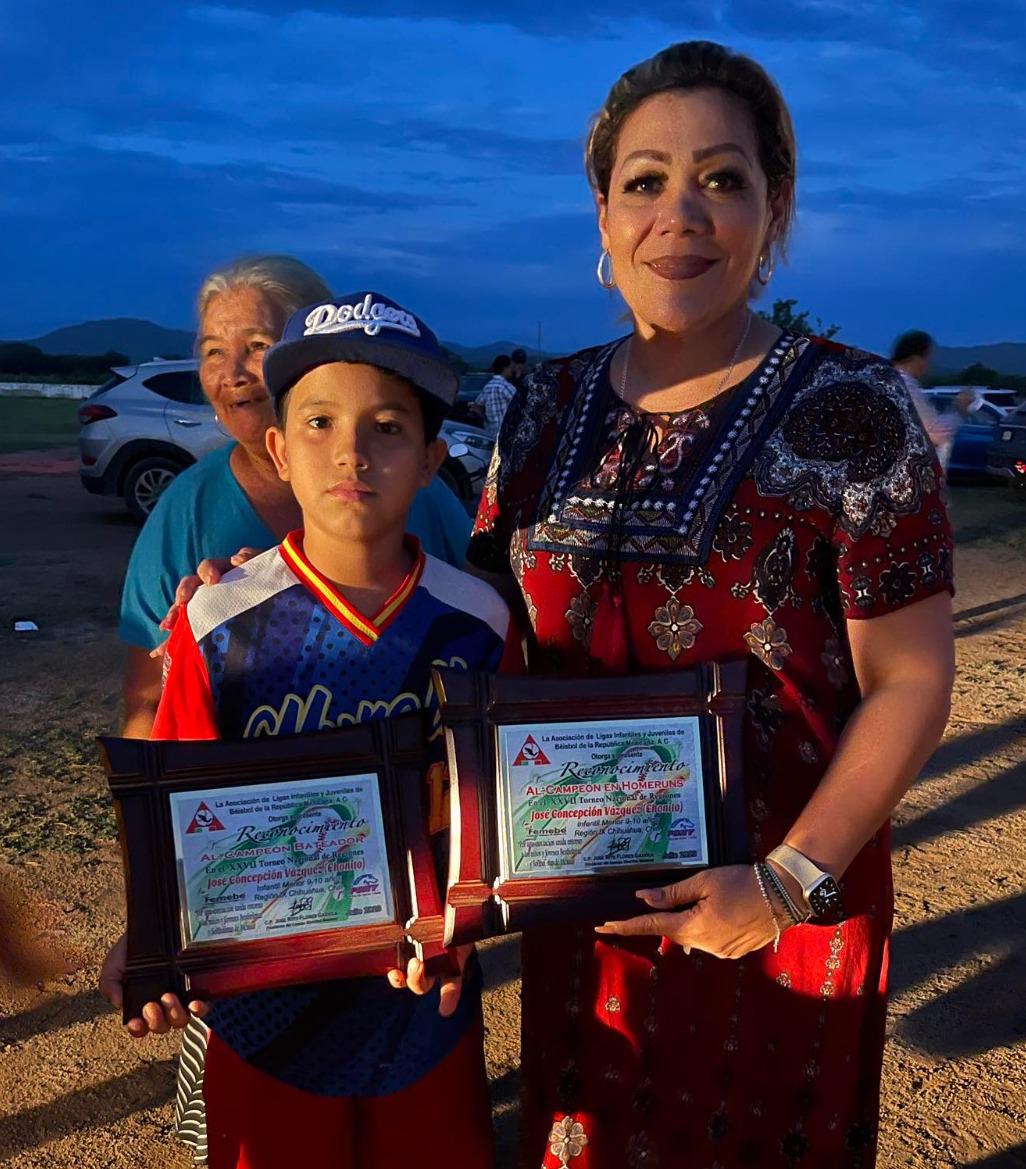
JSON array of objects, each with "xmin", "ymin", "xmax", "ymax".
[{"xmin": 119, "ymin": 254, "xmax": 470, "ymax": 738}]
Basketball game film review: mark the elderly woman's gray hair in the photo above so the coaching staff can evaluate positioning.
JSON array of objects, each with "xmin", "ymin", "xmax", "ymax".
[{"xmin": 196, "ymin": 254, "xmax": 332, "ymax": 324}]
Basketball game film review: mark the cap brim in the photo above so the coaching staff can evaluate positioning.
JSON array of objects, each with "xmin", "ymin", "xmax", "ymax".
[{"xmin": 265, "ymin": 334, "xmax": 458, "ymax": 407}]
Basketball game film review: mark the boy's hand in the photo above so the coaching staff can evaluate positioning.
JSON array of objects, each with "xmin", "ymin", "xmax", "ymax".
[
  {"xmin": 99, "ymin": 932, "xmax": 208, "ymax": 1038},
  {"xmin": 151, "ymin": 548, "xmax": 265, "ymax": 659},
  {"xmin": 386, "ymin": 945, "xmax": 473, "ymax": 1018}
]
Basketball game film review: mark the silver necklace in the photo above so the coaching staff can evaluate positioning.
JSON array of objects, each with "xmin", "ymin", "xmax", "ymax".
[{"xmin": 619, "ymin": 310, "xmax": 754, "ymax": 404}]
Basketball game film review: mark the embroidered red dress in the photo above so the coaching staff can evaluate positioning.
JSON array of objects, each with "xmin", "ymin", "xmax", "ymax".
[{"xmin": 467, "ymin": 335, "xmax": 954, "ymax": 1169}]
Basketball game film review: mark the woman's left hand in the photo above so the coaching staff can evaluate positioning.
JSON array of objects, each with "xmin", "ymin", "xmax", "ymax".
[{"xmin": 595, "ymin": 864, "xmax": 783, "ymax": 959}]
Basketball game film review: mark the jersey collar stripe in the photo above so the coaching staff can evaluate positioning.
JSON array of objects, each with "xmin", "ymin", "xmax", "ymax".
[
  {"xmin": 279, "ymin": 532, "xmax": 378, "ymax": 644},
  {"xmin": 279, "ymin": 531, "xmax": 424, "ymax": 644},
  {"xmin": 373, "ymin": 545, "xmax": 425, "ymax": 633}
]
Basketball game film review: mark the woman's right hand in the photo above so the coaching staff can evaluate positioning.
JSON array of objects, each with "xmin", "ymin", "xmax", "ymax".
[
  {"xmin": 99, "ymin": 932, "xmax": 208, "ymax": 1038},
  {"xmin": 152, "ymin": 547, "xmax": 265, "ymax": 657}
]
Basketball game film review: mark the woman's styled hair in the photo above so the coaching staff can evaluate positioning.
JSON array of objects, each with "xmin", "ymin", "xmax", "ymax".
[
  {"xmin": 585, "ymin": 40, "xmax": 797, "ymax": 261},
  {"xmin": 196, "ymin": 254, "xmax": 332, "ymax": 324}
]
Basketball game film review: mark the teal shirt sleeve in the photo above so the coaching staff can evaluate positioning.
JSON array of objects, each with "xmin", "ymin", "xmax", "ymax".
[
  {"xmin": 407, "ymin": 477, "xmax": 472, "ymax": 567},
  {"xmin": 118, "ymin": 446, "xmax": 276, "ymax": 650}
]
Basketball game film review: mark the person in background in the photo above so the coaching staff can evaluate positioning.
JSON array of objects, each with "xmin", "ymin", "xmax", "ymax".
[
  {"xmin": 118, "ymin": 256, "xmax": 472, "ymax": 739},
  {"xmin": 891, "ymin": 329, "xmax": 956, "ymax": 465},
  {"xmin": 476, "ymin": 352, "xmax": 519, "ymax": 439},
  {"xmin": 510, "ymin": 346, "xmax": 529, "ymax": 387}
]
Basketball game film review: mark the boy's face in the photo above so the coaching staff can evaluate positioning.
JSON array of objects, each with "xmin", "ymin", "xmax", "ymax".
[{"xmin": 266, "ymin": 362, "xmax": 447, "ymax": 546}]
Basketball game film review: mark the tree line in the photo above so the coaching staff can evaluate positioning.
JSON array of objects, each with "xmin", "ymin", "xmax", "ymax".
[{"xmin": 0, "ymin": 343, "xmax": 131, "ymax": 384}]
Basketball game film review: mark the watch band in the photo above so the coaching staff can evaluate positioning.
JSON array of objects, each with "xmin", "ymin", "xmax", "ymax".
[{"xmin": 765, "ymin": 844, "xmax": 830, "ymax": 897}]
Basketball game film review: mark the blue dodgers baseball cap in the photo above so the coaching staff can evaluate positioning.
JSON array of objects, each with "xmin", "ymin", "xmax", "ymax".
[{"xmin": 264, "ymin": 291, "xmax": 458, "ymax": 410}]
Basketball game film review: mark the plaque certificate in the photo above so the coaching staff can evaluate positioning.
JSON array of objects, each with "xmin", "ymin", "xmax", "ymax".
[
  {"xmin": 495, "ymin": 717, "xmax": 709, "ymax": 880},
  {"xmin": 436, "ymin": 662, "xmax": 748, "ymax": 943},
  {"xmin": 100, "ymin": 716, "xmax": 448, "ymax": 1020},
  {"xmin": 169, "ymin": 775, "xmax": 395, "ymax": 946}
]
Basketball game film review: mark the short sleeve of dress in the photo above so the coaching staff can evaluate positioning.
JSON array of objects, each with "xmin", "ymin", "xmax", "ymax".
[
  {"xmin": 831, "ymin": 448, "xmax": 954, "ymax": 622},
  {"xmin": 755, "ymin": 346, "xmax": 955, "ymax": 623}
]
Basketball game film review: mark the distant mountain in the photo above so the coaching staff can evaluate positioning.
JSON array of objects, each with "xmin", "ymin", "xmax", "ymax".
[
  {"xmin": 444, "ymin": 339, "xmax": 558, "ymax": 370},
  {"xmin": 27, "ymin": 318, "xmax": 195, "ymax": 363},
  {"xmin": 22, "ymin": 319, "xmax": 1025, "ymax": 378},
  {"xmin": 931, "ymin": 342, "xmax": 1026, "ymax": 376}
]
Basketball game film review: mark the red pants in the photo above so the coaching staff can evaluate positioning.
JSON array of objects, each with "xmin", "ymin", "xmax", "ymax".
[{"xmin": 203, "ymin": 1020, "xmax": 494, "ymax": 1169}]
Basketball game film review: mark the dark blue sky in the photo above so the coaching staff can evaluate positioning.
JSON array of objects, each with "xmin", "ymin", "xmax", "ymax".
[{"xmin": 3, "ymin": 1, "xmax": 1024, "ymax": 354}]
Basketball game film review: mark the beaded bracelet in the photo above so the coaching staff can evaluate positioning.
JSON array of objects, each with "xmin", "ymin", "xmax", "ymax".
[
  {"xmin": 761, "ymin": 859, "xmax": 806, "ymax": 926},
  {"xmin": 752, "ymin": 862, "xmax": 781, "ymax": 953}
]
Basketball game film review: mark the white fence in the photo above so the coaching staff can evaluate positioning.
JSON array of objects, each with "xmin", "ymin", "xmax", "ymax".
[{"xmin": 0, "ymin": 382, "xmax": 95, "ymax": 400}]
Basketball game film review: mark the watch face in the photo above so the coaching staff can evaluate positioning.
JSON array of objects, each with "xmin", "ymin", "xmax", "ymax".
[{"xmin": 809, "ymin": 877, "xmax": 843, "ymax": 918}]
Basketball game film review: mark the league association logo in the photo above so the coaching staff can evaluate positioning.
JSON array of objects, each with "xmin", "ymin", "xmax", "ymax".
[
  {"xmin": 512, "ymin": 734, "xmax": 551, "ymax": 766},
  {"xmin": 352, "ymin": 873, "xmax": 381, "ymax": 896},
  {"xmin": 669, "ymin": 817, "xmax": 697, "ymax": 840},
  {"xmin": 185, "ymin": 801, "xmax": 226, "ymax": 834}
]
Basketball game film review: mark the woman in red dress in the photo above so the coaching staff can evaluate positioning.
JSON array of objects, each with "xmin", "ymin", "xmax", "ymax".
[{"xmin": 468, "ymin": 41, "xmax": 955, "ymax": 1168}]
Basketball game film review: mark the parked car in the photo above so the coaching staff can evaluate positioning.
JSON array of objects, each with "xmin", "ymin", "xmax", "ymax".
[
  {"xmin": 78, "ymin": 360, "xmax": 222, "ymax": 522},
  {"xmin": 924, "ymin": 385, "xmax": 1018, "ymax": 414},
  {"xmin": 921, "ymin": 390, "xmax": 1004, "ymax": 479},
  {"xmin": 986, "ymin": 404, "xmax": 1026, "ymax": 491},
  {"xmin": 79, "ymin": 359, "xmax": 494, "ymax": 522}
]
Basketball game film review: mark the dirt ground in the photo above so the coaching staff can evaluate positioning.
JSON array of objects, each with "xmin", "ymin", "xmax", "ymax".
[{"xmin": 0, "ymin": 451, "xmax": 1023, "ymax": 1168}]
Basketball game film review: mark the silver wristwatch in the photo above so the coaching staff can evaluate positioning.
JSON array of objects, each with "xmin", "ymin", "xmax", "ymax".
[{"xmin": 765, "ymin": 844, "xmax": 844, "ymax": 920}]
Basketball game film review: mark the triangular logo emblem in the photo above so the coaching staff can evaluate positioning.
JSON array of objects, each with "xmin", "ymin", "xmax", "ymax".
[
  {"xmin": 186, "ymin": 800, "xmax": 225, "ymax": 833},
  {"xmin": 512, "ymin": 734, "xmax": 550, "ymax": 766}
]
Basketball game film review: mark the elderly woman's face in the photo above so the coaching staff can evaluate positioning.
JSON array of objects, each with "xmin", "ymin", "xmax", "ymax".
[
  {"xmin": 198, "ymin": 286, "xmax": 284, "ymax": 448},
  {"xmin": 598, "ymin": 87, "xmax": 778, "ymax": 338}
]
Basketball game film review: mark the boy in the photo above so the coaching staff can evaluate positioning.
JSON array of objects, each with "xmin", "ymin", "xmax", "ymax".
[{"xmin": 113, "ymin": 292, "xmax": 508, "ymax": 1169}]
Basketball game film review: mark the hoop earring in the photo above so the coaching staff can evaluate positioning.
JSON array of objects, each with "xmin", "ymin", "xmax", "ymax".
[
  {"xmin": 596, "ymin": 248, "xmax": 616, "ymax": 290},
  {"xmin": 756, "ymin": 249, "xmax": 775, "ymax": 286}
]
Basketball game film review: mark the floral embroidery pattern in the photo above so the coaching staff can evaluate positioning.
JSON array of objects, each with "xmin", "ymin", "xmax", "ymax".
[
  {"xmin": 753, "ymin": 528, "xmax": 797, "ymax": 613},
  {"xmin": 879, "ymin": 562, "xmax": 916, "ymax": 607},
  {"xmin": 648, "ymin": 598, "xmax": 703, "ymax": 660},
  {"xmin": 747, "ymin": 688, "xmax": 784, "ymax": 746},
  {"xmin": 820, "ymin": 638, "xmax": 847, "ymax": 687},
  {"xmin": 753, "ymin": 355, "xmax": 936, "ymax": 538},
  {"xmin": 713, "ymin": 510, "xmax": 754, "ymax": 561},
  {"xmin": 744, "ymin": 618, "xmax": 793, "ymax": 670},
  {"xmin": 565, "ymin": 592, "xmax": 595, "ymax": 644},
  {"xmin": 590, "ymin": 405, "xmax": 711, "ymax": 494},
  {"xmin": 525, "ymin": 334, "xmax": 803, "ymax": 565},
  {"xmin": 549, "ymin": 1116, "xmax": 588, "ymax": 1165}
]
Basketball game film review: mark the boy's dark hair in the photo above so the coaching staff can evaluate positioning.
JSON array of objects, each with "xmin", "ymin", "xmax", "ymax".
[
  {"xmin": 891, "ymin": 330, "xmax": 934, "ymax": 363},
  {"xmin": 275, "ymin": 367, "xmax": 445, "ymax": 443},
  {"xmin": 490, "ymin": 354, "xmax": 512, "ymax": 374},
  {"xmin": 511, "ymin": 347, "xmax": 527, "ymax": 364}
]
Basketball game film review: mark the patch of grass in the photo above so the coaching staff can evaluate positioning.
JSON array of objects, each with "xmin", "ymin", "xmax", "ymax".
[
  {"xmin": 1, "ymin": 791, "xmax": 117, "ymax": 857},
  {"xmin": 0, "ymin": 728, "xmax": 117, "ymax": 858},
  {"xmin": 0, "ymin": 395, "xmax": 82, "ymax": 453}
]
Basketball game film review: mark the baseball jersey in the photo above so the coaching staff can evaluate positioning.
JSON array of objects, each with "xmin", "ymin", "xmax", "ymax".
[
  {"xmin": 153, "ymin": 530, "xmax": 509, "ymax": 1096},
  {"xmin": 120, "ymin": 443, "xmax": 473, "ymax": 652}
]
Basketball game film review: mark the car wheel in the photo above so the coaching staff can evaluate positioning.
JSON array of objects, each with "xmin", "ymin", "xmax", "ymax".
[{"xmin": 124, "ymin": 457, "xmax": 181, "ymax": 522}]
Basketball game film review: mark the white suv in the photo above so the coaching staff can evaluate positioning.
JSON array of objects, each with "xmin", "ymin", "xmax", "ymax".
[{"xmin": 79, "ymin": 359, "xmax": 492, "ymax": 522}]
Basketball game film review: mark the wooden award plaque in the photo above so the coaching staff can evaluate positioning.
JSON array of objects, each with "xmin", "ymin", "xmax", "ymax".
[
  {"xmin": 100, "ymin": 715, "xmax": 448, "ymax": 1021},
  {"xmin": 435, "ymin": 662, "xmax": 748, "ymax": 944}
]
